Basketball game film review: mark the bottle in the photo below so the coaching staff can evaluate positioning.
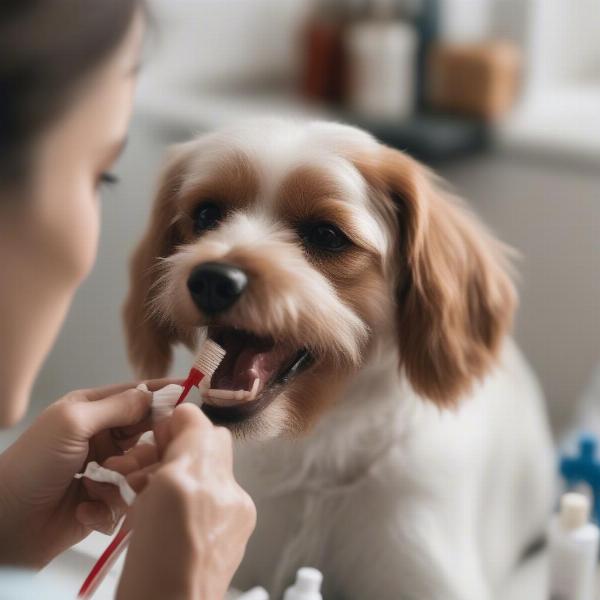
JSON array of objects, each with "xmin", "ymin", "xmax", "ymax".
[
  {"xmin": 344, "ymin": 0, "xmax": 418, "ymax": 120},
  {"xmin": 548, "ymin": 493, "xmax": 599, "ymax": 600},
  {"xmin": 283, "ymin": 567, "xmax": 323, "ymax": 600},
  {"xmin": 299, "ymin": 0, "xmax": 347, "ymax": 104},
  {"xmin": 237, "ymin": 587, "xmax": 269, "ymax": 600}
]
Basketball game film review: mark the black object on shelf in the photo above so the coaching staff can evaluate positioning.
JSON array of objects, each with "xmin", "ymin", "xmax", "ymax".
[
  {"xmin": 343, "ymin": 111, "xmax": 492, "ymax": 164},
  {"xmin": 414, "ymin": 0, "xmax": 441, "ymax": 110}
]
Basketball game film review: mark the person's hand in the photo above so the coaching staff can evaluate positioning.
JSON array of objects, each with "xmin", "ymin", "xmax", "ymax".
[
  {"xmin": 0, "ymin": 380, "xmax": 174, "ymax": 568},
  {"xmin": 114, "ymin": 404, "xmax": 256, "ymax": 600}
]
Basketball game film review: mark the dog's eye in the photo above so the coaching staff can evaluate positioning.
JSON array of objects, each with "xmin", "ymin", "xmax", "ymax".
[
  {"xmin": 301, "ymin": 222, "xmax": 350, "ymax": 252},
  {"xmin": 193, "ymin": 202, "xmax": 222, "ymax": 234}
]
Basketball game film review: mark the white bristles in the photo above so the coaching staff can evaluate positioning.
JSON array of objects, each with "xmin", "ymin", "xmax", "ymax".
[{"xmin": 193, "ymin": 339, "xmax": 226, "ymax": 378}]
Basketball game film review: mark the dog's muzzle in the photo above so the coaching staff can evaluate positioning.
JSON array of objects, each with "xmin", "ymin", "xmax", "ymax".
[{"xmin": 187, "ymin": 261, "xmax": 248, "ymax": 315}]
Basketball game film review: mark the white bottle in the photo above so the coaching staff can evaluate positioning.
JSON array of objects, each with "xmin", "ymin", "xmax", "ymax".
[
  {"xmin": 548, "ymin": 493, "xmax": 599, "ymax": 600},
  {"xmin": 283, "ymin": 567, "xmax": 323, "ymax": 600},
  {"xmin": 237, "ymin": 587, "xmax": 269, "ymax": 600},
  {"xmin": 345, "ymin": 0, "xmax": 417, "ymax": 120}
]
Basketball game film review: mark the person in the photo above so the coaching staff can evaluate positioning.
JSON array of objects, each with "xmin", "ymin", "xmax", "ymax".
[{"xmin": 0, "ymin": 1, "xmax": 256, "ymax": 598}]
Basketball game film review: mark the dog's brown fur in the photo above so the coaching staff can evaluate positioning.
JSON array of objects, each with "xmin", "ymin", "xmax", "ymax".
[{"xmin": 124, "ymin": 124, "xmax": 515, "ymax": 437}]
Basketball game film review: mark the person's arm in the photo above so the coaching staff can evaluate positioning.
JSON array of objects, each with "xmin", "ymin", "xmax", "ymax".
[{"xmin": 116, "ymin": 405, "xmax": 256, "ymax": 600}]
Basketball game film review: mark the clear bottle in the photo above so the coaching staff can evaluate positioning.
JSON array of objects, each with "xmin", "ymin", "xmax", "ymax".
[{"xmin": 548, "ymin": 493, "xmax": 599, "ymax": 600}]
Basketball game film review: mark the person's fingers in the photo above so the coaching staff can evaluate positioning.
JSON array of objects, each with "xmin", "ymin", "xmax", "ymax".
[
  {"xmin": 169, "ymin": 403, "xmax": 214, "ymax": 436},
  {"xmin": 82, "ymin": 478, "xmax": 125, "ymax": 505},
  {"xmin": 110, "ymin": 379, "xmax": 185, "ymax": 441},
  {"xmin": 142, "ymin": 378, "xmax": 185, "ymax": 392},
  {"xmin": 111, "ymin": 418, "xmax": 153, "ymax": 444},
  {"xmin": 70, "ymin": 383, "xmax": 138, "ymax": 403},
  {"xmin": 150, "ymin": 405, "xmax": 234, "ymax": 476},
  {"xmin": 103, "ymin": 443, "xmax": 159, "ymax": 475},
  {"xmin": 77, "ymin": 389, "xmax": 153, "ymax": 437},
  {"xmin": 111, "ymin": 429, "xmax": 150, "ymax": 452},
  {"xmin": 76, "ymin": 501, "xmax": 119, "ymax": 535},
  {"xmin": 126, "ymin": 463, "xmax": 160, "ymax": 493},
  {"xmin": 45, "ymin": 389, "xmax": 151, "ymax": 447},
  {"xmin": 76, "ymin": 378, "xmax": 184, "ymax": 403},
  {"xmin": 81, "ymin": 479, "xmax": 128, "ymax": 523},
  {"xmin": 154, "ymin": 403, "xmax": 213, "ymax": 453},
  {"xmin": 152, "ymin": 416, "xmax": 173, "ymax": 454}
]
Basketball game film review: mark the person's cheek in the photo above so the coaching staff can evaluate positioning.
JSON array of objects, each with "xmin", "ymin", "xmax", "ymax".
[
  {"xmin": 47, "ymin": 178, "xmax": 100, "ymax": 284},
  {"xmin": 70, "ymin": 183, "xmax": 100, "ymax": 282}
]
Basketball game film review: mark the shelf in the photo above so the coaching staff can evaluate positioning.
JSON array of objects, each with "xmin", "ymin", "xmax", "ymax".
[{"xmin": 135, "ymin": 86, "xmax": 490, "ymax": 164}]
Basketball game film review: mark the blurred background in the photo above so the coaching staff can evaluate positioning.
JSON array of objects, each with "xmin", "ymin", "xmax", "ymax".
[{"xmin": 8, "ymin": 0, "xmax": 599, "ymax": 449}]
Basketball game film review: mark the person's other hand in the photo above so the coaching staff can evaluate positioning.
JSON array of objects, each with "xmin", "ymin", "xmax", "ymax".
[
  {"xmin": 0, "ymin": 380, "xmax": 174, "ymax": 568},
  {"xmin": 115, "ymin": 404, "xmax": 256, "ymax": 600}
]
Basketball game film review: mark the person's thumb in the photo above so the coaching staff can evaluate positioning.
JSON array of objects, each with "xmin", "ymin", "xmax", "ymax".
[{"xmin": 76, "ymin": 388, "xmax": 152, "ymax": 437}]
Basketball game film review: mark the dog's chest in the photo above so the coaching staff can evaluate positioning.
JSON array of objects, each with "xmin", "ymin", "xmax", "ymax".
[
  {"xmin": 232, "ymin": 378, "xmax": 409, "ymax": 596},
  {"xmin": 233, "ymin": 462, "xmax": 363, "ymax": 598}
]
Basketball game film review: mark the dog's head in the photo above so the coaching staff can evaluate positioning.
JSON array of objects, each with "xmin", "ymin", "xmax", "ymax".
[{"xmin": 124, "ymin": 120, "xmax": 515, "ymax": 438}]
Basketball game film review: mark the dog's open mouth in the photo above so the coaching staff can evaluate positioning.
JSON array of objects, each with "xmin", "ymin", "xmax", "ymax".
[{"xmin": 202, "ymin": 327, "xmax": 312, "ymax": 423}]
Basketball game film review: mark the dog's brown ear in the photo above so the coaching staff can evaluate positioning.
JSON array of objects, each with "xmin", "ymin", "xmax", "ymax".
[
  {"xmin": 364, "ymin": 147, "xmax": 516, "ymax": 406},
  {"xmin": 123, "ymin": 146, "xmax": 190, "ymax": 378}
]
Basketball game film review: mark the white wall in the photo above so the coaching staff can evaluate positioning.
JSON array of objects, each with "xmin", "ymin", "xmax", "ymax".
[{"xmin": 141, "ymin": 0, "xmax": 313, "ymax": 90}]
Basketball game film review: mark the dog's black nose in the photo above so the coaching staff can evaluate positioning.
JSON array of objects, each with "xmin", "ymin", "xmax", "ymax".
[{"xmin": 187, "ymin": 262, "xmax": 248, "ymax": 315}]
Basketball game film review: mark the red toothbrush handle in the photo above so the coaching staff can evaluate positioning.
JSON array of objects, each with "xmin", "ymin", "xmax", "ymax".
[
  {"xmin": 78, "ymin": 368, "xmax": 207, "ymax": 597},
  {"xmin": 175, "ymin": 368, "xmax": 205, "ymax": 406},
  {"xmin": 78, "ymin": 523, "xmax": 131, "ymax": 598}
]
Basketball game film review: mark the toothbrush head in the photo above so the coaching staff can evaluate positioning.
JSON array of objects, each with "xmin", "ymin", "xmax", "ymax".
[{"xmin": 193, "ymin": 339, "xmax": 226, "ymax": 379}]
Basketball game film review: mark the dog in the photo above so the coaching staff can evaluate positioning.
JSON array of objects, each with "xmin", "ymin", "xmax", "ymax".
[{"xmin": 124, "ymin": 119, "xmax": 555, "ymax": 600}]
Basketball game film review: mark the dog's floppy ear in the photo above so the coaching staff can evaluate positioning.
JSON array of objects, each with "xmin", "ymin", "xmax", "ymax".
[
  {"xmin": 123, "ymin": 146, "xmax": 191, "ymax": 378},
  {"xmin": 365, "ymin": 147, "xmax": 516, "ymax": 406}
]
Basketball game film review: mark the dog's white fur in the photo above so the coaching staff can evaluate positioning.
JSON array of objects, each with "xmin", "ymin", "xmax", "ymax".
[
  {"xmin": 125, "ymin": 119, "xmax": 555, "ymax": 600},
  {"xmin": 233, "ymin": 340, "xmax": 554, "ymax": 599}
]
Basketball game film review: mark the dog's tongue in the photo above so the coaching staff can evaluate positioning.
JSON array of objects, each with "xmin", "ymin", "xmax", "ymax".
[{"xmin": 210, "ymin": 332, "xmax": 296, "ymax": 393}]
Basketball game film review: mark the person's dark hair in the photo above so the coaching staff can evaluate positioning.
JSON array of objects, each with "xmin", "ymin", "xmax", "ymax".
[{"xmin": 0, "ymin": 0, "xmax": 145, "ymax": 185}]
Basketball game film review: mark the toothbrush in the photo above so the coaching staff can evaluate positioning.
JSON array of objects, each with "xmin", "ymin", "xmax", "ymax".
[
  {"xmin": 77, "ymin": 339, "xmax": 226, "ymax": 599},
  {"xmin": 78, "ymin": 523, "xmax": 131, "ymax": 599},
  {"xmin": 175, "ymin": 339, "xmax": 226, "ymax": 406}
]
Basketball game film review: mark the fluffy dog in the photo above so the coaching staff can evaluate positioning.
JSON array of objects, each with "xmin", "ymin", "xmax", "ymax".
[{"xmin": 124, "ymin": 119, "xmax": 554, "ymax": 600}]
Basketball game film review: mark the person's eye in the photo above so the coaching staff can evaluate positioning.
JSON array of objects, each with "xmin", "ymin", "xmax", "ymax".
[
  {"xmin": 99, "ymin": 172, "xmax": 119, "ymax": 187},
  {"xmin": 300, "ymin": 222, "xmax": 350, "ymax": 252},
  {"xmin": 193, "ymin": 202, "xmax": 222, "ymax": 234}
]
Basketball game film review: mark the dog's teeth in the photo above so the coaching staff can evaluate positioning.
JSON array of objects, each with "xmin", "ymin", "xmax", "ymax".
[
  {"xmin": 205, "ymin": 389, "xmax": 235, "ymax": 399},
  {"xmin": 203, "ymin": 380, "xmax": 261, "ymax": 406}
]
